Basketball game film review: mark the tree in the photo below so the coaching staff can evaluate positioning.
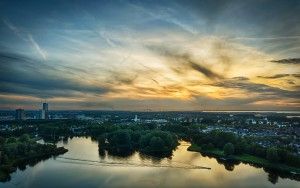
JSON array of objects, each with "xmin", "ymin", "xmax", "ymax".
[
  {"xmin": 285, "ymin": 153, "xmax": 300, "ymax": 168},
  {"xmin": 17, "ymin": 143, "xmax": 27, "ymax": 155},
  {"xmin": 19, "ymin": 134, "xmax": 30, "ymax": 142},
  {"xmin": 139, "ymin": 131, "xmax": 178, "ymax": 156},
  {"xmin": 98, "ymin": 134, "xmax": 107, "ymax": 146},
  {"xmin": 107, "ymin": 130, "xmax": 133, "ymax": 154},
  {"xmin": 6, "ymin": 137, "xmax": 17, "ymax": 143},
  {"xmin": 266, "ymin": 147, "xmax": 279, "ymax": 162},
  {"xmin": 223, "ymin": 143, "xmax": 235, "ymax": 156},
  {"xmin": 255, "ymin": 146, "xmax": 266, "ymax": 158},
  {"xmin": 149, "ymin": 136, "xmax": 165, "ymax": 152},
  {"xmin": 235, "ymin": 140, "xmax": 247, "ymax": 154},
  {"xmin": 207, "ymin": 143, "xmax": 214, "ymax": 150},
  {"xmin": 0, "ymin": 137, "xmax": 5, "ymax": 145}
]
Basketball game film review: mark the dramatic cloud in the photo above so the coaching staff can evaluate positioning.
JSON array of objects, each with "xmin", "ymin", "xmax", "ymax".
[
  {"xmin": 0, "ymin": 0, "xmax": 299, "ymax": 110},
  {"xmin": 271, "ymin": 58, "xmax": 300, "ymax": 64},
  {"xmin": 213, "ymin": 77, "xmax": 300, "ymax": 99},
  {"xmin": 0, "ymin": 52, "xmax": 110, "ymax": 98},
  {"xmin": 188, "ymin": 60, "xmax": 222, "ymax": 79},
  {"xmin": 148, "ymin": 46, "xmax": 223, "ymax": 80}
]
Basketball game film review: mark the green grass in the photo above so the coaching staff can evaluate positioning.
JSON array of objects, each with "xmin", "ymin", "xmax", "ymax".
[
  {"xmin": 236, "ymin": 154, "xmax": 300, "ymax": 173},
  {"xmin": 187, "ymin": 144, "xmax": 201, "ymax": 151},
  {"xmin": 188, "ymin": 144, "xmax": 224, "ymax": 157},
  {"xmin": 187, "ymin": 143, "xmax": 300, "ymax": 174},
  {"xmin": 235, "ymin": 154, "xmax": 269, "ymax": 164}
]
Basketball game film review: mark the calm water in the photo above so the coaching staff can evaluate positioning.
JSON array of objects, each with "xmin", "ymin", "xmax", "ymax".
[{"xmin": 1, "ymin": 137, "xmax": 299, "ymax": 188}]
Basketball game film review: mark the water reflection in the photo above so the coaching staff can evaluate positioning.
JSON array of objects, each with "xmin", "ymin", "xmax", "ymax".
[{"xmin": 1, "ymin": 137, "xmax": 299, "ymax": 188}]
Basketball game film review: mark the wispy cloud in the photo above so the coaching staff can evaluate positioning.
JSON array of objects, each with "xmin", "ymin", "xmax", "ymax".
[
  {"xmin": 129, "ymin": 3, "xmax": 197, "ymax": 34},
  {"xmin": 3, "ymin": 19, "xmax": 20, "ymax": 36},
  {"xmin": 3, "ymin": 19, "xmax": 47, "ymax": 60},
  {"xmin": 28, "ymin": 34, "xmax": 47, "ymax": 60}
]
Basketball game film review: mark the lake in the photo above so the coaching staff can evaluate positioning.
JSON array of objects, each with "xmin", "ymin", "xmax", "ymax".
[{"xmin": 1, "ymin": 137, "xmax": 299, "ymax": 188}]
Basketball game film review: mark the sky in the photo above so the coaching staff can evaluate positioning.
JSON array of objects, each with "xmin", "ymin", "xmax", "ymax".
[{"xmin": 0, "ymin": 0, "xmax": 299, "ymax": 111}]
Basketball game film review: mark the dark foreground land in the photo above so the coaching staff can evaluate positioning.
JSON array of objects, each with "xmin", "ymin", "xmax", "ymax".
[{"xmin": 0, "ymin": 134, "xmax": 67, "ymax": 181}]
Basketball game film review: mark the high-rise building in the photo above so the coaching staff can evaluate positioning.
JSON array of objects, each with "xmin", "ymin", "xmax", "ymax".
[
  {"xmin": 43, "ymin": 103, "xmax": 48, "ymax": 111},
  {"xmin": 15, "ymin": 109, "xmax": 25, "ymax": 120},
  {"xmin": 40, "ymin": 109, "xmax": 45, "ymax": 119},
  {"xmin": 40, "ymin": 102, "xmax": 49, "ymax": 119}
]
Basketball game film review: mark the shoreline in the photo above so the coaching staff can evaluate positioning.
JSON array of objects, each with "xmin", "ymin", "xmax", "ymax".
[
  {"xmin": 187, "ymin": 144, "xmax": 300, "ymax": 174},
  {"xmin": 0, "ymin": 147, "xmax": 68, "ymax": 182}
]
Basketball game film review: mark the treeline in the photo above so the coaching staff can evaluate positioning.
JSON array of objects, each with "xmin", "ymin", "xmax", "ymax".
[
  {"xmin": 0, "ymin": 119, "xmax": 89, "ymax": 138},
  {"xmin": 0, "ymin": 134, "xmax": 67, "ymax": 182},
  {"xmin": 98, "ymin": 129, "xmax": 178, "ymax": 157},
  {"xmin": 191, "ymin": 130, "xmax": 300, "ymax": 168}
]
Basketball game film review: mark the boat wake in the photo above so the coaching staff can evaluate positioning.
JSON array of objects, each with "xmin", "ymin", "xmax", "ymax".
[{"xmin": 56, "ymin": 156, "xmax": 211, "ymax": 170}]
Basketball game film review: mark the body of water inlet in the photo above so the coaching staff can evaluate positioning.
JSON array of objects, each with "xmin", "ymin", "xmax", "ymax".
[{"xmin": 1, "ymin": 137, "xmax": 299, "ymax": 188}]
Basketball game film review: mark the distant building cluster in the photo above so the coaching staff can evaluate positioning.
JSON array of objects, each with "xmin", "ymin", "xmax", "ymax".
[{"xmin": 15, "ymin": 102, "xmax": 49, "ymax": 120}]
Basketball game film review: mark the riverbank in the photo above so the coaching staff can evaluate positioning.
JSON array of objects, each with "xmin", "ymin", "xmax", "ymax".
[
  {"xmin": 187, "ymin": 144, "xmax": 300, "ymax": 174},
  {"xmin": 0, "ymin": 146, "xmax": 68, "ymax": 182}
]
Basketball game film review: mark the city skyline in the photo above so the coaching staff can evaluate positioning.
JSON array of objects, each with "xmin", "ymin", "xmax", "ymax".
[{"xmin": 0, "ymin": 0, "xmax": 299, "ymax": 111}]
